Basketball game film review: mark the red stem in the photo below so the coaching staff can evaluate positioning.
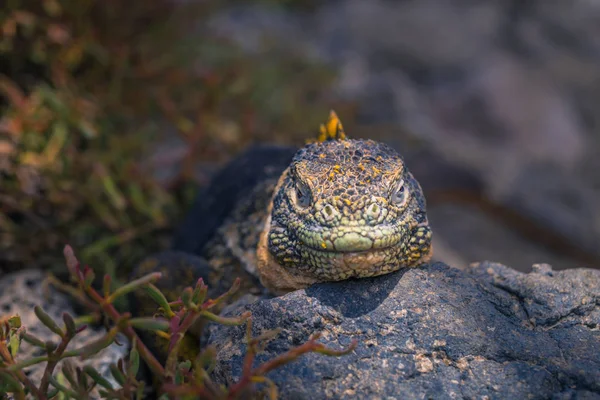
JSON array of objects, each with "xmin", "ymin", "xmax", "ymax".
[
  {"xmin": 83, "ymin": 281, "xmax": 165, "ymax": 377},
  {"xmin": 38, "ymin": 332, "xmax": 72, "ymax": 394},
  {"xmin": 0, "ymin": 343, "xmax": 45, "ymax": 398}
]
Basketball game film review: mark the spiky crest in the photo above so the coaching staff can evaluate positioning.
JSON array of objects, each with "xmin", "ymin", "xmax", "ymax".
[{"xmin": 315, "ymin": 110, "xmax": 347, "ymax": 142}]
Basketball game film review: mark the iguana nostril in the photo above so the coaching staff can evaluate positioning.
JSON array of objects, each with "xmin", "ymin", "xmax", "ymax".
[
  {"xmin": 322, "ymin": 204, "xmax": 337, "ymax": 220},
  {"xmin": 367, "ymin": 203, "xmax": 380, "ymax": 219}
]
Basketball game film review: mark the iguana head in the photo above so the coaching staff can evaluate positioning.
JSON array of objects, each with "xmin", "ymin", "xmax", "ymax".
[{"xmin": 257, "ymin": 111, "xmax": 432, "ymax": 293}]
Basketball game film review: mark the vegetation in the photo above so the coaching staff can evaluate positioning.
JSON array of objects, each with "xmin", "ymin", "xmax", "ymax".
[
  {"xmin": 0, "ymin": 0, "xmax": 337, "ymax": 279},
  {"xmin": 0, "ymin": 245, "xmax": 357, "ymax": 399},
  {"xmin": 0, "ymin": 0, "xmax": 356, "ymax": 397}
]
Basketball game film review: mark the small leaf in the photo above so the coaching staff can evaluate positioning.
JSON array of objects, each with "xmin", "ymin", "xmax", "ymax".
[
  {"xmin": 61, "ymin": 362, "xmax": 77, "ymax": 388},
  {"xmin": 7, "ymin": 356, "xmax": 49, "ymax": 371},
  {"xmin": 128, "ymin": 317, "xmax": 170, "ymax": 332},
  {"xmin": 83, "ymin": 366, "xmax": 113, "ymax": 389},
  {"xmin": 63, "ymin": 245, "xmax": 79, "ymax": 277},
  {"xmin": 174, "ymin": 365, "xmax": 185, "ymax": 385},
  {"xmin": 106, "ymin": 272, "xmax": 162, "ymax": 304},
  {"xmin": 144, "ymin": 284, "xmax": 174, "ymax": 317},
  {"xmin": 34, "ymin": 305, "xmax": 64, "ymax": 337},
  {"xmin": 128, "ymin": 183, "xmax": 154, "ymax": 218},
  {"xmin": 8, "ymin": 331, "xmax": 20, "ymax": 357},
  {"xmin": 49, "ymin": 375, "xmax": 77, "ymax": 397},
  {"xmin": 95, "ymin": 163, "xmax": 126, "ymax": 210},
  {"xmin": 179, "ymin": 360, "xmax": 192, "ymax": 371},
  {"xmin": 77, "ymin": 119, "xmax": 97, "ymax": 138},
  {"xmin": 200, "ymin": 310, "xmax": 250, "ymax": 326},
  {"xmin": 83, "ymin": 267, "xmax": 95, "ymax": 288},
  {"xmin": 174, "ymin": 359, "xmax": 191, "ymax": 385},
  {"xmin": 44, "ymin": 121, "xmax": 68, "ymax": 164},
  {"xmin": 181, "ymin": 287, "xmax": 193, "ymax": 308},
  {"xmin": 7, "ymin": 315, "xmax": 21, "ymax": 329},
  {"xmin": 38, "ymin": 85, "xmax": 66, "ymax": 114},
  {"xmin": 77, "ymin": 365, "xmax": 90, "ymax": 391},
  {"xmin": 249, "ymin": 327, "xmax": 282, "ymax": 346},
  {"xmin": 205, "ymin": 277, "xmax": 240, "ymax": 308},
  {"xmin": 103, "ymin": 274, "xmax": 112, "ymax": 299},
  {"xmin": 192, "ymin": 280, "xmax": 207, "ymax": 306},
  {"xmin": 78, "ymin": 329, "xmax": 117, "ymax": 359},
  {"xmin": 110, "ymin": 364, "xmax": 126, "ymax": 385},
  {"xmin": 128, "ymin": 341, "xmax": 140, "ymax": 377},
  {"xmin": 63, "ymin": 313, "xmax": 76, "ymax": 337},
  {"xmin": 23, "ymin": 332, "xmax": 45, "ymax": 348}
]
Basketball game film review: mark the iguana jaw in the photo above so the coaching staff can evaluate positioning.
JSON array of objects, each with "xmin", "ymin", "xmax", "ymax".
[
  {"xmin": 256, "ymin": 214, "xmax": 432, "ymax": 294},
  {"xmin": 256, "ymin": 212, "xmax": 320, "ymax": 295}
]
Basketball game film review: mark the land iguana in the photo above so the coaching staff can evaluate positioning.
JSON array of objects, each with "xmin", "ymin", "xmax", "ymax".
[
  {"xmin": 130, "ymin": 111, "xmax": 433, "ymax": 362},
  {"xmin": 131, "ymin": 110, "xmax": 598, "ymax": 364},
  {"xmin": 256, "ymin": 111, "xmax": 432, "ymax": 293},
  {"xmin": 157, "ymin": 111, "xmax": 433, "ymax": 297}
]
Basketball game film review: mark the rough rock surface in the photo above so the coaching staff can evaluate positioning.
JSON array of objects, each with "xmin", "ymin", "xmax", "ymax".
[
  {"xmin": 208, "ymin": 262, "xmax": 600, "ymax": 399},
  {"xmin": 0, "ymin": 269, "xmax": 129, "ymax": 394}
]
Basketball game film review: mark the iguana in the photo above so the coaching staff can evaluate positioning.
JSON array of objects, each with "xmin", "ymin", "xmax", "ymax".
[{"xmin": 155, "ymin": 111, "xmax": 433, "ymax": 297}]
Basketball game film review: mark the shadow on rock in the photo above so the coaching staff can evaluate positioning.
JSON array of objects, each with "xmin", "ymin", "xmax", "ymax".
[{"xmin": 304, "ymin": 267, "xmax": 407, "ymax": 318}]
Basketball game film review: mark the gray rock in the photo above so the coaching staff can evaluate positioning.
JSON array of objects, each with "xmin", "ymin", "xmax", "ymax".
[
  {"xmin": 0, "ymin": 269, "xmax": 129, "ymax": 396},
  {"xmin": 208, "ymin": 262, "xmax": 599, "ymax": 399}
]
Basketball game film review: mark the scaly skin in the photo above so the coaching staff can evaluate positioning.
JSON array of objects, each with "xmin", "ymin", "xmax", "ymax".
[{"xmin": 256, "ymin": 111, "xmax": 433, "ymax": 293}]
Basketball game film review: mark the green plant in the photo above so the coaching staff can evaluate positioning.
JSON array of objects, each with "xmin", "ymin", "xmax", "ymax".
[
  {"xmin": 0, "ymin": 245, "xmax": 357, "ymax": 399},
  {"xmin": 0, "ymin": 0, "xmax": 338, "ymax": 280}
]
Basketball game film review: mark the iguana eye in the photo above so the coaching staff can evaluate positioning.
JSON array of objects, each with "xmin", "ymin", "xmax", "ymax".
[
  {"xmin": 391, "ymin": 179, "xmax": 408, "ymax": 206},
  {"xmin": 294, "ymin": 181, "xmax": 311, "ymax": 208}
]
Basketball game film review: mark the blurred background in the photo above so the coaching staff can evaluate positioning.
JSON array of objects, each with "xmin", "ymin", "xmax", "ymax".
[{"xmin": 1, "ymin": 0, "xmax": 599, "ymax": 282}]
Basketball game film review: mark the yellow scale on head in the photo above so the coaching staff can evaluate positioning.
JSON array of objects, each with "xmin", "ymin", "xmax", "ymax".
[{"xmin": 307, "ymin": 110, "xmax": 348, "ymax": 144}]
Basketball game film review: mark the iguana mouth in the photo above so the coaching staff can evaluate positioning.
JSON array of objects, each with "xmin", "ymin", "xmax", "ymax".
[
  {"xmin": 295, "ymin": 239, "xmax": 406, "ymax": 280},
  {"xmin": 297, "ymin": 225, "xmax": 403, "ymax": 253}
]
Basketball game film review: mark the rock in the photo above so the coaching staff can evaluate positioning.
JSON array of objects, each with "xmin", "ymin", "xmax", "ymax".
[
  {"xmin": 0, "ymin": 269, "xmax": 129, "ymax": 395},
  {"xmin": 208, "ymin": 262, "xmax": 600, "ymax": 399}
]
